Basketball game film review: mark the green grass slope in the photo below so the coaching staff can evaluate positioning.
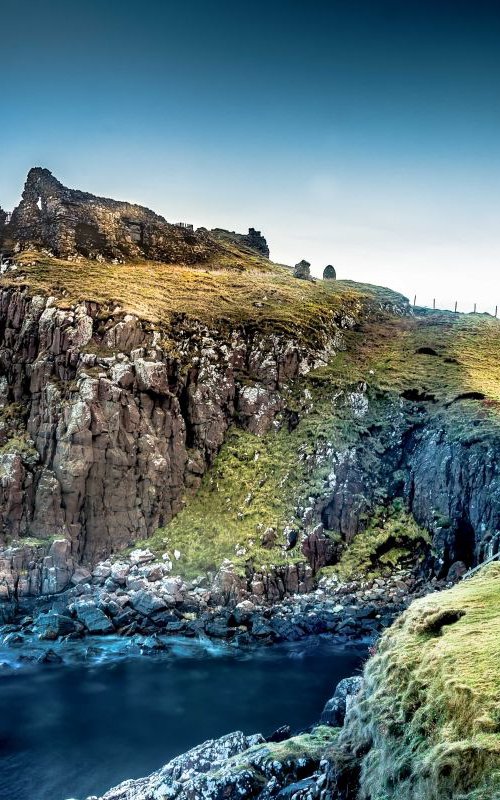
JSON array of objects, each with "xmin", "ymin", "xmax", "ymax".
[{"xmin": 337, "ymin": 564, "xmax": 500, "ymax": 800}]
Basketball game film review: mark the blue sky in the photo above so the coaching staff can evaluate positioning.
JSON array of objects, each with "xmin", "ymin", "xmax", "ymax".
[{"xmin": 1, "ymin": 0, "xmax": 499, "ymax": 311}]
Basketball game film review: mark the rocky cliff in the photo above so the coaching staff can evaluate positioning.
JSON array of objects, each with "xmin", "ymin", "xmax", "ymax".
[
  {"xmin": 0, "ymin": 221, "xmax": 392, "ymax": 599},
  {"xmin": 0, "ymin": 285, "xmax": 359, "ymax": 588},
  {"xmin": 1, "ymin": 172, "xmax": 499, "ymax": 605}
]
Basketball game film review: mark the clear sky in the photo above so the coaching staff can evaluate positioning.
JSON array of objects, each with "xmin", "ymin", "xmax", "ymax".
[{"xmin": 1, "ymin": 0, "xmax": 499, "ymax": 313}]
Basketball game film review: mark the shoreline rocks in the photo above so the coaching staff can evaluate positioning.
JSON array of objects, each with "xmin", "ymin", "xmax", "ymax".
[{"xmin": 0, "ymin": 545, "xmax": 442, "ymax": 664}]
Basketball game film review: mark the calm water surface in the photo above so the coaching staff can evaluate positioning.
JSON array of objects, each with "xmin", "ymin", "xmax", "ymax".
[{"xmin": 0, "ymin": 636, "xmax": 365, "ymax": 800}]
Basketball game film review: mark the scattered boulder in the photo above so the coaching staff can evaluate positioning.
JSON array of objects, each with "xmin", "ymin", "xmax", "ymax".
[
  {"xmin": 71, "ymin": 566, "xmax": 92, "ymax": 586},
  {"xmin": 37, "ymin": 612, "xmax": 77, "ymax": 640},
  {"xmin": 73, "ymin": 602, "xmax": 115, "ymax": 634},
  {"xmin": 447, "ymin": 560, "xmax": 467, "ymax": 581},
  {"xmin": 139, "ymin": 635, "xmax": 167, "ymax": 653},
  {"xmin": 129, "ymin": 589, "xmax": 166, "ymax": 617},
  {"xmin": 320, "ymin": 676, "xmax": 363, "ymax": 727},
  {"xmin": 37, "ymin": 648, "xmax": 63, "ymax": 665},
  {"xmin": 3, "ymin": 631, "xmax": 23, "ymax": 646}
]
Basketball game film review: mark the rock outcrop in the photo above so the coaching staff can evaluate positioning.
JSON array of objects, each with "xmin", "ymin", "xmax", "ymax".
[
  {"xmin": 90, "ymin": 727, "xmax": 338, "ymax": 800},
  {"xmin": 317, "ymin": 396, "xmax": 500, "ymax": 575},
  {"xmin": 0, "ymin": 168, "xmax": 226, "ymax": 263}
]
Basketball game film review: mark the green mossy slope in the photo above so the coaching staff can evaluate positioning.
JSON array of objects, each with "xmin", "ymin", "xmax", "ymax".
[{"xmin": 337, "ymin": 564, "xmax": 500, "ymax": 800}]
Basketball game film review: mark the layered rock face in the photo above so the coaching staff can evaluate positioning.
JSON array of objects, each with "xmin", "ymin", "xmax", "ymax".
[
  {"xmin": 0, "ymin": 168, "xmax": 224, "ymax": 263},
  {"xmin": 0, "ymin": 285, "xmax": 349, "ymax": 595},
  {"xmin": 318, "ymin": 393, "xmax": 500, "ymax": 575}
]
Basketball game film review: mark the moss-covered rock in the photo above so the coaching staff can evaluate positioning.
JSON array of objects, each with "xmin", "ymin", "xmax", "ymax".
[{"xmin": 335, "ymin": 564, "xmax": 500, "ymax": 800}]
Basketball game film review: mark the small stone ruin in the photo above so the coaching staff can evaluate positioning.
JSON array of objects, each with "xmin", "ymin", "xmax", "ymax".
[{"xmin": 293, "ymin": 259, "xmax": 312, "ymax": 280}]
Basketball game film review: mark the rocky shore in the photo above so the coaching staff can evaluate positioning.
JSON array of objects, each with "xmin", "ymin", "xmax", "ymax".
[
  {"xmin": 86, "ymin": 676, "xmax": 363, "ymax": 800},
  {"xmin": 85, "ymin": 564, "xmax": 498, "ymax": 800},
  {"xmin": 0, "ymin": 543, "xmax": 443, "ymax": 669}
]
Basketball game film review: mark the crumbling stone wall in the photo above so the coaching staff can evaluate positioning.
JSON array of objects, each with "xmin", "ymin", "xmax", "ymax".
[
  {"xmin": 210, "ymin": 227, "xmax": 270, "ymax": 258},
  {"xmin": 294, "ymin": 260, "xmax": 311, "ymax": 280},
  {"xmin": 0, "ymin": 168, "xmax": 223, "ymax": 264},
  {"xmin": 243, "ymin": 227, "xmax": 269, "ymax": 258}
]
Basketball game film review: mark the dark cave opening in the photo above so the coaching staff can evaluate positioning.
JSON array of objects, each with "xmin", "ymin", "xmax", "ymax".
[{"xmin": 452, "ymin": 518, "xmax": 476, "ymax": 568}]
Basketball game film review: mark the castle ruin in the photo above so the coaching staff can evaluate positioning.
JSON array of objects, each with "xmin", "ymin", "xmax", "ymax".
[{"xmin": 0, "ymin": 168, "xmax": 262, "ymax": 265}]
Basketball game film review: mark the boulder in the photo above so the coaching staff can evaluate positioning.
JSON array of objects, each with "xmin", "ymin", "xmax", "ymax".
[
  {"xmin": 71, "ymin": 566, "xmax": 92, "ymax": 585},
  {"xmin": 447, "ymin": 560, "xmax": 467, "ymax": 581},
  {"xmin": 320, "ymin": 676, "xmax": 363, "ymax": 727},
  {"xmin": 74, "ymin": 602, "xmax": 115, "ymax": 634},
  {"xmin": 37, "ymin": 648, "xmax": 63, "ymax": 664},
  {"xmin": 129, "ymin": 589, "xmax": 166, "ymax": 617},
  {"xmin": 37, "ymin": 611, "xmax": 77, "ymax": 640}
]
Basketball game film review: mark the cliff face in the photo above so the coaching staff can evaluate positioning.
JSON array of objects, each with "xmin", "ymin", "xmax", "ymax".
[
  {"xmin": 1, "ymin": 271, "xmax": 499, "ymax": 598},
  {"xmin": 0, "ymin": 286, "xmax": 344, "ymax": 578},
  {"xmin": 1, "ymin": 172, "xmax": 499, "ymax": 602},
  {"xmin": 0, "ymin": 168, "xmax": 225, "ymax": 263},
  {"xmin": 318, "ymin": 398, "xmax": 500, "ymax": 575}
]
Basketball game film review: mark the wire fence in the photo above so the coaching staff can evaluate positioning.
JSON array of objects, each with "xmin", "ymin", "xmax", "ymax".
[{"xmin": 413, "ymin": 296, "xmax": 499, "ymax": 317}]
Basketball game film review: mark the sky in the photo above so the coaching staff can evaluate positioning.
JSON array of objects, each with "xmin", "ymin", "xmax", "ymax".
[{"xmin": 0, "ymin": 0, "xmax": 499, "ymax": 312}]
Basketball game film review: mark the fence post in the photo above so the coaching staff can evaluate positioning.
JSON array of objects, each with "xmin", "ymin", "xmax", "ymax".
[
  {"xmin": 413, "ymin": 295, "xmax": 416, "ymax": 307},
  {"xmin": 496, "ymin": 306, "xmax": 498, "ymax": 318},
  {"xmin": 474, "ymin": 303, "xmax": 477, "ymax": 313},
  {"xmin": 454, "ymin": 301, "xmax": 457, "ymax": 313},
  {"xmin": 433, "ymin": 298, "xmax": 436, "ymax": 310}
]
